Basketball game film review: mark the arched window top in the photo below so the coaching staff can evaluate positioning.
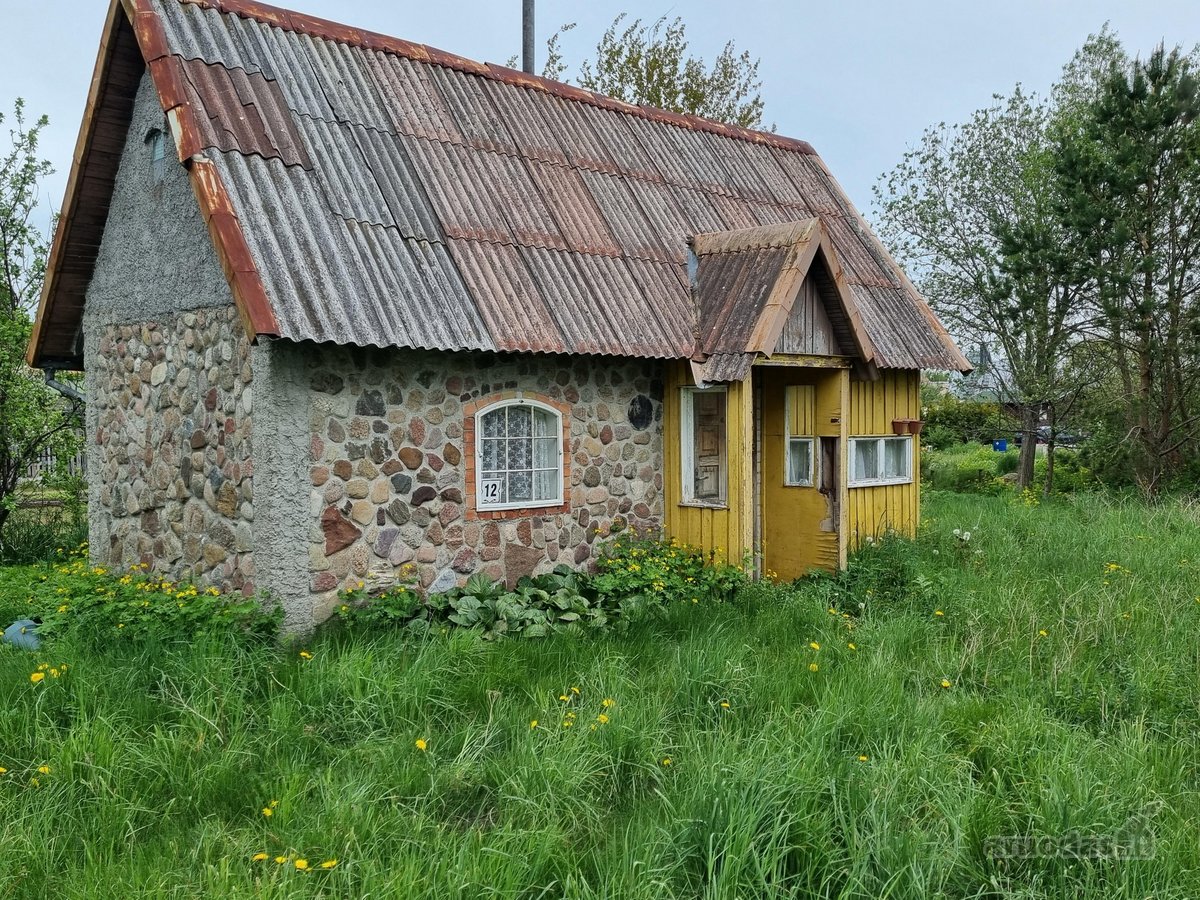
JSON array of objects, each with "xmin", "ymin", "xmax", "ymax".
[{"xmin": 474, "ymin": 398, "xmax": 564, "ymax": 511}]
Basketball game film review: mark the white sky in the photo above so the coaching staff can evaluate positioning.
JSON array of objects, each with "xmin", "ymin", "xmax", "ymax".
[{"xmin": 4, "ymin": 0, "xmax": 1200, "ymax": 231}]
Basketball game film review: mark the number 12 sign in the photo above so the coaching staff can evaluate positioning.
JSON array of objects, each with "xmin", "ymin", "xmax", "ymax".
[{"xmin": 480, "ymin": 480, "xmax": 503, "ymax": 504}]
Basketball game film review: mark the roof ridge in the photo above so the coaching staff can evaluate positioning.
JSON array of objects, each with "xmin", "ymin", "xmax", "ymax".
[
  {"xmin": 692, "ymin": 219, "xmax": 821, "ymax": 256},
  {"xmin": 174, "ymin": 0, "xmax": 818, "ymax": 157}
]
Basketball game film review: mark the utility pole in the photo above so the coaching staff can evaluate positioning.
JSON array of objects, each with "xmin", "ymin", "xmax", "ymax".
[{"xmin": 522, "ymin": 0, "xmax": 535, "ymax": 74}]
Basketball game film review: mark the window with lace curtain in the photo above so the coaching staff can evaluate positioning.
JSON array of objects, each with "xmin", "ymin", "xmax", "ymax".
[{"xmin": 474, "ymin": 399, "xmax": 564, "ymax": 510}]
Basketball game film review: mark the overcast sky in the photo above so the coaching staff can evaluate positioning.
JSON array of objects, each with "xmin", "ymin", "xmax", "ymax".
[{"xmin": 5, "ymin": 0, "xmax": 1200, "ymax": 231}]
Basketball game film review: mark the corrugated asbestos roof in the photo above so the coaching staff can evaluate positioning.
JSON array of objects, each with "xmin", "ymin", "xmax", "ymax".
[
  {"xmin": 689, "ymin": 220, "xmax": 878, "ymax": 384},
  {"xmin": 28, "ymin": 0, "xmax": 970, "ymax": 374}
]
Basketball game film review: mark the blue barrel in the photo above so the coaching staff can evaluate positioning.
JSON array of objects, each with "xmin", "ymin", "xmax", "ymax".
[{"xmin": 992, "ymin": 439, "xmax": 1008, "ymax": 452}]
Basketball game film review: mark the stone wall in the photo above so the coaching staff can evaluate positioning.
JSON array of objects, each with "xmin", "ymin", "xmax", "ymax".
[
  {"xmin": 89, "ymin": 306, "xmax": 255, "ymax": 591},
  {"xmin": 83, "ymin": 72, "xmax": 254, "ymax": 592},
  {"xmin": 305, "ymin": 348, "xmax": 664, "ymax": 621}
]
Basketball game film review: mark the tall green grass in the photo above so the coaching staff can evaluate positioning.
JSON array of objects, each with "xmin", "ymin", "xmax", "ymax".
[{"xmin": 2, "ymin": 492, "xmax": 1200, "ymax": 897}]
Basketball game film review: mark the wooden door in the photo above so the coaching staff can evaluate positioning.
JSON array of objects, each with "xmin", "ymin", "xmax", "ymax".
[{"xmin": 760, "ymin": 374, "xmax": 841, "ymax": 579}]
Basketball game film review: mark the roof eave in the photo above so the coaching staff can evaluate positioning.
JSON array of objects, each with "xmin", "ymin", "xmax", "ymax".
[
  {"xmin": 28, "ymin": 0, "xmax": 280, "ymax": 370},
  {"xmin": 27, "ymin": 0, "xmax": 129, "ymax": 369}
]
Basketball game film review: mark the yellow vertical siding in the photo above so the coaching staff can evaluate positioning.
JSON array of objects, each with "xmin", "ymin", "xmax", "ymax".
[
  {"xmin": 846, "ymin": 370, "xmax": 921, "ymax": 547},
  {"xmin": 786, "ymin": 384, "xmax": 816, "ymax": 435},
  {"xmin": 664, "ymin": 362, "xmax": 753, "ymax": 564},
  {"xmin": 666, "ymin": 363, "xmax": 923, "ymax": 569}
]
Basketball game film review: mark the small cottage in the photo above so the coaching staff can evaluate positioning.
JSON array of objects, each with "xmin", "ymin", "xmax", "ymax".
[{"xmin": 28, "ymin": 0, "xmax": 970, "ymax": 630}]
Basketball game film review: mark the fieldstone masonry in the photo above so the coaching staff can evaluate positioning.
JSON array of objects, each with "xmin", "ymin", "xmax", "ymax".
[
  {"xmin": 77, "ymin": 70, "xmax": 667, "ymax": 630},
  {"xmin": 90, "ymin": 305, "xmax": 255, "ymax": 592},
  {"xmin": 306, "ymin": 348, "xmax": 664, "ymax": 621}
]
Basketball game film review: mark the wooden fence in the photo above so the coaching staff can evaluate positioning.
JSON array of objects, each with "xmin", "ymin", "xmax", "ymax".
[{"xmin": 22, "ymin": 443, "xmax": 87, "ymax": 481}]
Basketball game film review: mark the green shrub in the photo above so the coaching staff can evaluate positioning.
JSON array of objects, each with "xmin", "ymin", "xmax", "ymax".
[
  {"xmin": 8, "ymin": 548, "xmax": 281, "ymax": 648},
  {"xmin": 923, "ymin": 395, "xmax": 1016, "ymax": 445},
  {"xmin": 922, "ymin": 445, "xmax": 1008, "ymax": 494},
  {"xmin": 336, "ymin": 535, "xmax": 751, "ymax": 639},
  {"xmin": 921, "ymin": 423, "xmax": 958, "ymax": 450},
  {"xmin": 0, "ymin": 477, "xmax": 87, "ymax": 565},
  {"xmin": 1033, "ymin": 447, "xmax": 1096, "ymax": 493},
  {"xmin": 995, "ymin": 449, "xmax": 1020, "ymax": 475},
  {"xmin": 337, "ymin": 567, "xmax": 607, "ymax": 640},
  {"xmin": 590, "ymin": 533, "xmax": 749, "ymax": 604}
]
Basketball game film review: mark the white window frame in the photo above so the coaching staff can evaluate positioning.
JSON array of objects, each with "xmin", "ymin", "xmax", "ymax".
[
  {"xmin": 784, "ymin": 387, "xmax": 816, "ymax": 487},
  {"xmin": 474, "ymin": 398, "xmax": 564, "ymax": 511},
  {"xmin": 848, "ymin": 436, "xmax": 913, "ymax": 487},
  {"xmin": 681, "ymin": 385, "xmax": 728, "ymax": 507},
  {"xmin": 785, "ymin": 437, "xmax": 816, "ymax": 486}
]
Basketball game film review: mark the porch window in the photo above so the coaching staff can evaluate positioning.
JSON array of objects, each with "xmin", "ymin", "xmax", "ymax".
[
  {"xmin": 785, "ymin": 384, "xmax": 816, "ymax": 486},
  {"xmin": 681, "ymin": 387, "xmax": 727, "ymax": 505},
  {"xmin": 786, "ymin": 439, "xmax": 814, "ymax": 485},
  {"xmin": 849, "ymin": 436, "xmax": 912, "ymax": 486},
  {"xmin": 475, "ymin": 399, "xmax": 563, "ymax": 510}
]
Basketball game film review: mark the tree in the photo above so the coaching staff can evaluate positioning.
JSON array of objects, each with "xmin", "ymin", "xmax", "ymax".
[
  {"xmin": 519, "ymin": 14, "xmax": 769, "ymax": 130},
  {"xmin": 874, "ymin": 87, "xmax": 1089, "ymax": 489},
  {"xmin": 0, "ymin": 99, "xmax": 81, "ymax": 541},
  {"xmin": 1053, "ymin": 44, "xmax": 1200, "ymax": 494}
]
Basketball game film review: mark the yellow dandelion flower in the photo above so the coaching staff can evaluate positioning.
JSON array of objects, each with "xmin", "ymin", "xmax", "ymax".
[
  {"xmin": 261, "ymin": 807, "xmax": 273, "ymax": 817},
  {"xmin": 661, "ymin": 757, "xmax": 672, "ymax": 766},
  {"xmin": 941, "ymin": 679, "xmax": 952, "ymax": 689},
  {"xmin": 570, "ymin": 686, "xmax": 580, "ymax": 695},
  {"xmin": 1038, "ymin": 629, "xmax": 1048, "ymax": 637},
  {"xmin": 808, "ymin": 662, "xmax": 819, "ymax": 672},
  {"xmin": 299, "ymin": 651, "xmax": 313, "ymax": 660},
  {"xmin": 37, "ymin": 766, "xmax": 51, "ymax": 775},
  {"xmin": 0, "ymin": 767, "xmax": 7, "ymax": 774},
  {"xmin": 858, "ymin": 754, "xmax": 869, "ymax": 761},
  {"xmin": 848, "ymin": 642, "xmax": 857, "ymax": 651},
  {"xmin": 294, "ymin": 859, "xmax": 309, "ymax": 871},
  {"xmin": 597, "ymin": 714, "xmax": 610, "ymax": 724},
  {"xmin": 56, "ymin": 604, "xmax": 68, "ymax": 613},
  {"xmin": 530, "ymin": 719, "xmax": 538, "ymax": 729},
  {"xmin": 558, "ymin": 694, "xmax": 569, "ymax": 702},
  {"xmin": 274, "ymin": 856, "xmax": 289, "ymax": 865},
  {"xmin": 602, "ymin": 698, "xmax": 615, "ymax": 707},
  {"xmin": 562, "ymin": 719, "xmax": 574, "ymax": 728},
  {"xmin": 720, "ymin": 700, "xmax": 731, "ymax": 709},
  {"xmin": 415, "ymin": 738, "xmax": 428, "ymax": 752},
  {"xmin": 934, "ymin": 610, "xmax": 944, "ymax": 617},
  {"xmin": 809, "ymin": 641, "xmax": 821, "ymax": 651},
  {"xmin": 319, "ymin": 859, "xmax": 338, "ymax": 869},
  {"xmin": 252, "ymin": 852, "xmax": 269, "ymax": 862},
  {"xmin": 29, "ymin": 672, "xmax": 44, "ymax": 684}
]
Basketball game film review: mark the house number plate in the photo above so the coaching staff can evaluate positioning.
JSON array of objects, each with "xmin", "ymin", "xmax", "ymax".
[{"xmin": 481, "ymin": 480, "xmax": 503, "ymax": 504}]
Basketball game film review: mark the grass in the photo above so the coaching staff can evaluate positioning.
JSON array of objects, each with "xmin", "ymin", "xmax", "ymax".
[{"xmin": 4, "ymin": 490, "xmax": 1200, "ymax": 897}]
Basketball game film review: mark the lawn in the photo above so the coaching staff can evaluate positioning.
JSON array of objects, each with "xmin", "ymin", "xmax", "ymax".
[{"xmin": 3, "ymin": 490, "xmax": 1200, "ymax": 897}]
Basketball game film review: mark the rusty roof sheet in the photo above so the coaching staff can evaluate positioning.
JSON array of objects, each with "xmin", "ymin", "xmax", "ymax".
[
  {"xmin": 29, "ymin": 0, "xmax": 969, "ymax": 373},
  {"xmin": 694, "ymin": 221, "xmax": 818, "ymax": 360},
  {"xmin": 692, "ymin": 220, "xmax": 883, "ymax": 383}
]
